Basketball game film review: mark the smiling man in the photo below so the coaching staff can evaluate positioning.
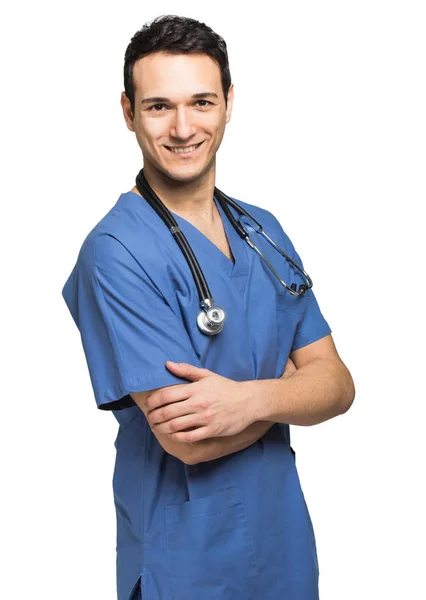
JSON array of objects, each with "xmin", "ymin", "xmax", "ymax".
[
  {"xmin": 126, "ymin": 52, "xmax": 229, "ymax": 194},
  {"xmin": 61, "ymin": 15, "xmax": 355, "ymax": 600}
]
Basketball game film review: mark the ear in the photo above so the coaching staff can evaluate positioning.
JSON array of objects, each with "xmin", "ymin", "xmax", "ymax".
[
  {"xmin": 225, "ymin": 84, "xmax": 234, "ymax": 124},
  {"xmin": 120, "ymin": 91, "xmax": 135, "ymax": 132}
]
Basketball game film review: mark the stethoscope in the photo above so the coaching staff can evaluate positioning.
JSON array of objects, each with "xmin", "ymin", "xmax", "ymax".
[{"xmin": 135, "ymin": 168, "xmax": 313, "ymax": 336}]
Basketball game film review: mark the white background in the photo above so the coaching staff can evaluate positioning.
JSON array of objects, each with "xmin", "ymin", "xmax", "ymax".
[{"xmin": 2, "ymin": 1, "xmax": 425, "ymax": 598}]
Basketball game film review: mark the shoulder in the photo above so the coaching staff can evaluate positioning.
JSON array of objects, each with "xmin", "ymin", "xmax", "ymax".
[
  {"xmin": 75, "ymin": 191, "xmax": 157, "ymax": 274},
  {"xmin": 78, "ymin": 231, "xmax": 132, "ymax": 276}
]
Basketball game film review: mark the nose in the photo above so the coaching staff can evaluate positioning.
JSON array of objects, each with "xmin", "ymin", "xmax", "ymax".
[{"xmin": 170, "ymin": 106, "xmax": 197, "ymax": 141}]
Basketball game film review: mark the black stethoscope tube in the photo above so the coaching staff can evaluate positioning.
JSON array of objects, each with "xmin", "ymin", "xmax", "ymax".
[
  {"xmin": 214, "ymin": 185, "xmax": 314, "ymax": 296},
  {"xmin": 135, "ymin": 168, "xmax": 313, "ymax": 335},
  {"xmin": 136, "ymin": 170, "xmax": 212, "ymax": 303}
]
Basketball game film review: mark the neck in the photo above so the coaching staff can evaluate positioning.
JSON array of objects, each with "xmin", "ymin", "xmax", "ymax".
[{"xmin": 132, "ymin": 161, "xmax": 218, "ymax": 226}]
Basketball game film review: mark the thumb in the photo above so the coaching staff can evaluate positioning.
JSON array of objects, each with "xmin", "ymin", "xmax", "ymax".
[{"xmin": 165, "ymin": 361, "xmax": 211, "ymax": 381}]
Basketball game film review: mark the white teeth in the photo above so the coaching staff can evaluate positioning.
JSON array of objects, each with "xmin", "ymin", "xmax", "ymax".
[{"xmin": 168, "ymin": 143, "xmax": 200, "ymax": 154}]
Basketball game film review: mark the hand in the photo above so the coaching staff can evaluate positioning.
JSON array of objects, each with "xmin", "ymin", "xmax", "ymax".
[{"xmin": 143, "ymin": 362, "xmax": 256, "ymax": 442}]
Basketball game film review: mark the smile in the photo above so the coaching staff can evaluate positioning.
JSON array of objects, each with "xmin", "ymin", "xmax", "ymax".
[{"xmin": 164, "ymin": 141, "xmax": 204, "ymax": 155}]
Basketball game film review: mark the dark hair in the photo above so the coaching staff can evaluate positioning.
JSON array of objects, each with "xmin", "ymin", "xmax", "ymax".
[{"xmin": 123, "ymin": 15, "xmax": 232, "ymax": 116}]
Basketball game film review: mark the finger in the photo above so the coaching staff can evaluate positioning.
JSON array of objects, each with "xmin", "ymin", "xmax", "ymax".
[
  {"xmin": 165, "ymin": 361, "xmax": 211, "ymax": 381},
  {"xmin": 148, "ymin": 401, "xmax": 193, "ymax": 426},
  {"xmin": 146, "ymin": 385, "xmax": 191, "ymax": 413},
  {"xmin": 153, "ymin": 414, "xmax": 206, "ymax": 435},
  {"xmin": 168, "ymin": 425, "xmax": 213, "ymax": 443}
]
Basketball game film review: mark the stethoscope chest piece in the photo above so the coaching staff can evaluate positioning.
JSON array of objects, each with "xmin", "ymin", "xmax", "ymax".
[
  {"xmin": 197, "ymin": 305, "xmax": 226, "ymax": 336},
  {"xmin": 135, "ymin": 168, "xmax": 313, "ymax": 337}
]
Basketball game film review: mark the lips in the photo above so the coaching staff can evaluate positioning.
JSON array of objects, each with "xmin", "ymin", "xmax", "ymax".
[{"xmin": 164, "ymin": 141, "xmax": 204, "ymax": 155}]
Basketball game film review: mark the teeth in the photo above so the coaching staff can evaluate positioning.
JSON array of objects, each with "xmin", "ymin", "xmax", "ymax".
[{"xmin": 168, "ymin": 143, "xmax": 200, "ymax": 154}]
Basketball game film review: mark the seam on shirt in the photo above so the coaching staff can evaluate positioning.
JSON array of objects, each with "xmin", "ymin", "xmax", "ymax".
[
  {"xmin": 141, "ymin": 421, "xmax": 147, "ymax": 575},
  {"xmin": 92, "ymin": 236, "xmax": 132, "ymax": 386},
  {"xmin": 124, "ymin": 367, "xmax": 181, "ymax": 389},
  {"xmin": 95, "ymin": 231, "xmax": 170, "ymax": 305}
]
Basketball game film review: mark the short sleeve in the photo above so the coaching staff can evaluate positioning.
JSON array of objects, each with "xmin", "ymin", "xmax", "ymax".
[
  {"xmin": 61, "ymin": 234, "xmax": 203, "ymax": 411},
  {"xmin": 263, "ymin": 209, "xmax": 332, "ymax": 352},
  {"xmin": 290, "ymin": 246, "xmax": 332, "ymax": 351}
]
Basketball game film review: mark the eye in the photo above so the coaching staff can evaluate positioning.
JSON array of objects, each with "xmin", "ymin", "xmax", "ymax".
[
  {"xmin": 148, "ymin": 104, "xmax": 167, "ymax": 112},
  {"xmin": 147, "ymin": 100, "xmax": 213, "ymax": 112}
]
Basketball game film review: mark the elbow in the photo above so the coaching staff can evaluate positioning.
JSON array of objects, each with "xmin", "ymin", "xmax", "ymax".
[
  {"xmin": 338, "ymin": 368, "xmax": 356, "ymax": 415},
  {"xmin": 182, "ymin": 452, "xmax": 199, "ymax": 466},
  {"xmin": 180, "ymin": 445, "xmax": 212, "ymax": 466},
  {"xmin": 169, "ymin": 449, "xmax": 198, "ymax": 466},
  {"xmin": 153, "ymin": 437, "xmax": 200, "ymax": 466},
  {"xmin": 175, "ymin": 444, "xmax": 201, "ymax": 466}
]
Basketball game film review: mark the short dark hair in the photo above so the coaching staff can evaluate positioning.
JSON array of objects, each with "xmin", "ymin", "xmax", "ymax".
[{"xmin": 123, "ymin": 15, "xmax": 232, "ymax": 116}]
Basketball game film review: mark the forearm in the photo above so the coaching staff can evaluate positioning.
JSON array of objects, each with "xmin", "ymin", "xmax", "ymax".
[
  {"xmin": 246, "ymin": 357, "xmax": 355, "ymax": 426},
  {"xmin": 192, "ymin": 420, "xmax": 274, "ymax": 464}
]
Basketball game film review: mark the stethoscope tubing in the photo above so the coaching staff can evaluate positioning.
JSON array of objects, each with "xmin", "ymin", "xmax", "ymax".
[
  {"xmin": 135, "ymin": 168, "xmax": 313, "ymax": 334},
  {"xmin": 136, "ymin": 170, "xmax": 212, "ymax": 304},
  {"xmin": 213, "ymin": 186, "xmax": 313, "ymax": 295}
]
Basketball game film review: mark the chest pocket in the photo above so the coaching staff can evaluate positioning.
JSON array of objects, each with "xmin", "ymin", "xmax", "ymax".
[{"xmin": 276, "ymin": 291, "xmax": 308, "ymax": 367}]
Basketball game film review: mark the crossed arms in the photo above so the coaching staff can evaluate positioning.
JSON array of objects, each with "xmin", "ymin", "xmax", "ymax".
[{"xmin": 130, "ymin": 334, "xmax": 355, "ymax": 465}]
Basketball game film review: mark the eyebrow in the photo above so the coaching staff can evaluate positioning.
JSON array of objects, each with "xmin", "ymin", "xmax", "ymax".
[{"xmin": 141, "ymin": 92, "xmax": 219, "ymax": 105}]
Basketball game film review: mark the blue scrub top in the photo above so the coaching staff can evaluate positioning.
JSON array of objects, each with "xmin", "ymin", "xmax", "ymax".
[{"xmin": 62, "ymin": 189, "xmax": 331, "ymax": 600}]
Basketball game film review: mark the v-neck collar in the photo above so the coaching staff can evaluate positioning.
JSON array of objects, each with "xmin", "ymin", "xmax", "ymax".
[
  {"xmin": 168, "ymin": 196, "xmax": 248, "ymax": 279},
  {"xmin": 126, "ymin": 190, "xmax": 249, "ymax": 279}
]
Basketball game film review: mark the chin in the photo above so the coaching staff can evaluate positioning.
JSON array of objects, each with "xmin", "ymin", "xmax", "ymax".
[
  {"xmin": 161, "ymin": 163, "xmax": 207, "ymax": 184},
  {"xmin": 168, "ymin": 170, "xmax": 202, "ymax": 182}
]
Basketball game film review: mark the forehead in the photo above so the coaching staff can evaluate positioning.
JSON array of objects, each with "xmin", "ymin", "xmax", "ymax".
[{"xmin": 132, "ymin": 52, "xmax": 222, "ymax": 99}]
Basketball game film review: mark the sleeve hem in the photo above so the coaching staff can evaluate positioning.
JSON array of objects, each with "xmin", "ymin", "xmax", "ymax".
[
  {"xmin": 95, "ymin": 365, "xmax": 200, "ymax": 411},
  {"xmin": 291, "ymin": 326, "xmax": 332, "ymax": 352}
]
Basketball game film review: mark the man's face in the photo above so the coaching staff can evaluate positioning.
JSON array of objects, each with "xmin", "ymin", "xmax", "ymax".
[{"xmin": 121, "ymin": 52, "xmax": 234, "ymax": 184}]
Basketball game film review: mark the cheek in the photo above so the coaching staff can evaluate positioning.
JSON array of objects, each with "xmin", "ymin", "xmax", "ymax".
[
  {"xmin": 138, "ymin": 118, "xmax": 164, "ymax": 144},
  {"xmin": 209, "ymin": 127, "xmax": 225, "ymax": 152},
  {"xmin": 212, "ymin": 116, "xmax": 227, "ymax": 139}
]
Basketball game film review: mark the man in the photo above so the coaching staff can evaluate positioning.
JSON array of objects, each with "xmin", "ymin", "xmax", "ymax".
[{"xmin": 62, "ymin": 15, "xmax": 355, "ymax": 600}]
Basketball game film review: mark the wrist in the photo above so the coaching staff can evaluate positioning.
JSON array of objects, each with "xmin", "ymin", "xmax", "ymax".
[{"xmin": 241, "ymin": 378, "xmax": 282, "ymax": 423}]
